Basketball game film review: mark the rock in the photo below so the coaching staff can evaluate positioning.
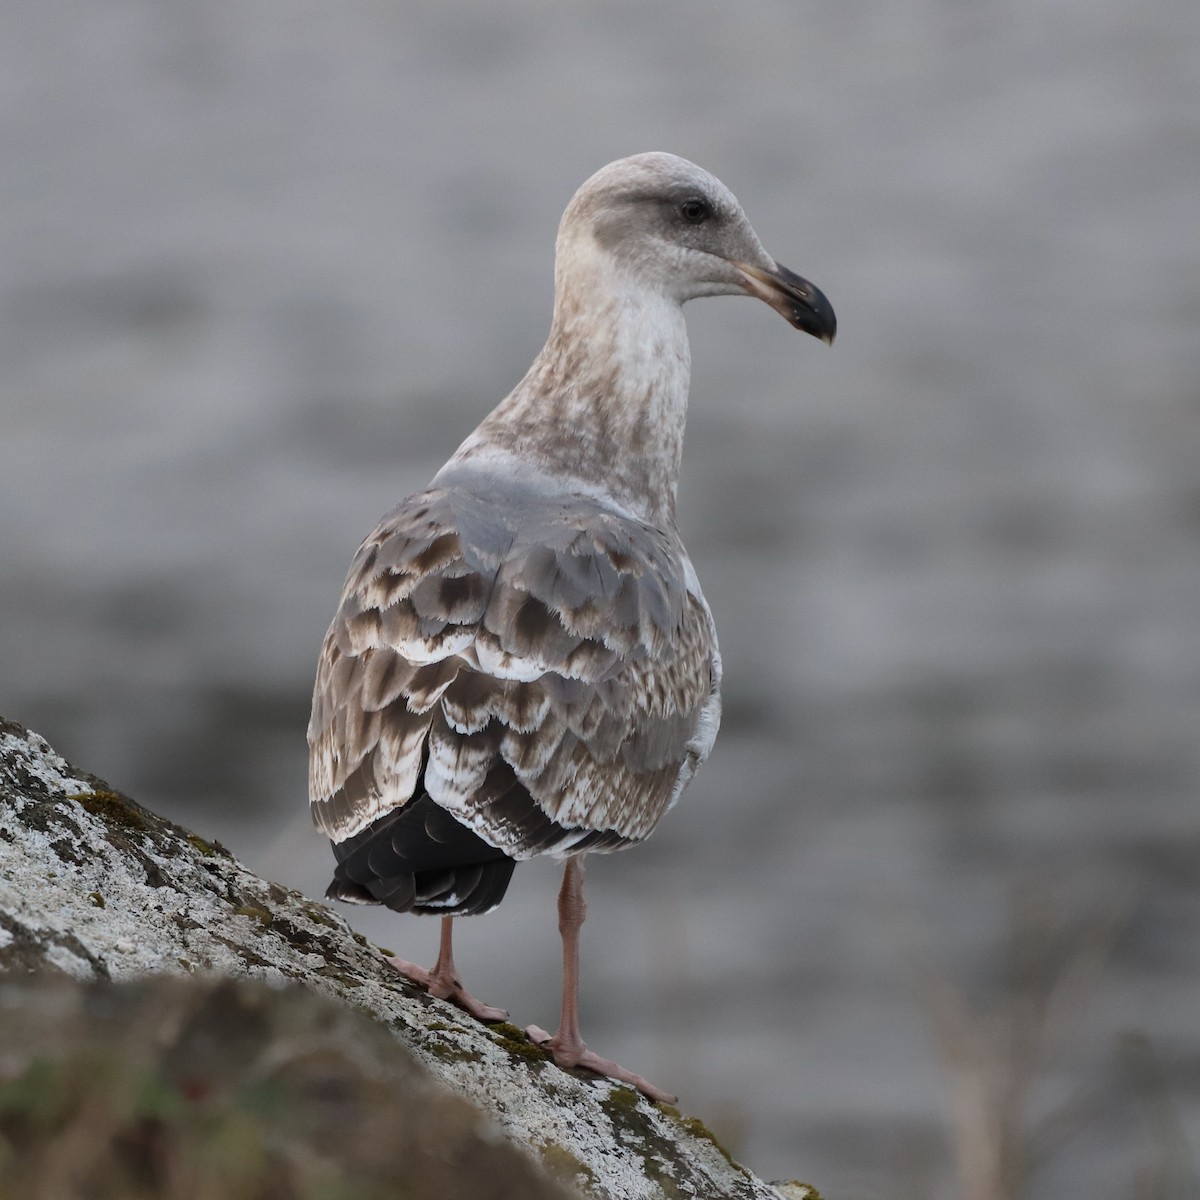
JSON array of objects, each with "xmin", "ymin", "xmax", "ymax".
[{"xmin": 0, "ymin": 716, "xmax": 813, "ymax": 1199}]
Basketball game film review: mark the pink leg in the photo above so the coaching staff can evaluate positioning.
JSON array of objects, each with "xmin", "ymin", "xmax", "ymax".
[
  {"xmin": 386, "ymin": 915, "xmax": 508, "ymax": 1022},
  {"xmin": 526, "ymin": 857, "xmax": 676, "ymax": 1103}
]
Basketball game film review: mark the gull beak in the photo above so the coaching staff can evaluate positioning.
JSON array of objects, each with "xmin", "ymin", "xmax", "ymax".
[{"xmin": 734, "ymin": 261, "xmax": 837, "ymax": 344}]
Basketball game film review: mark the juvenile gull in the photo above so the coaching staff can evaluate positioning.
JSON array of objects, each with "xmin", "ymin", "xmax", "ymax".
[{"xmin": 308, "ymin": 152, "xmax": 835, "ymax": 1101}]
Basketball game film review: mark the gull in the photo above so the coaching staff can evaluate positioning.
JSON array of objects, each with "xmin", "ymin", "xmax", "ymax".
[{"xmin": 308, "ymin": 152, "xmax": 835, "ymax": 1101}]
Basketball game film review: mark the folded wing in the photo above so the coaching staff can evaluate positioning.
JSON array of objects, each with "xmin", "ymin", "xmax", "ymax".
[{"xmin": 308, "ymin": 476, "xmax": 720, "ymax": 908}]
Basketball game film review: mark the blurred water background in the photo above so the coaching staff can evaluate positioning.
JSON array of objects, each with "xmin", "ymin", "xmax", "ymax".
[{"xmin": 2, "ymin": 2, "xmax": 1198, "ymax": 1196}]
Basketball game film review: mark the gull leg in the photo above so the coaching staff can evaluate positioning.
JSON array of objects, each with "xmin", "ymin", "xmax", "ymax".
[
  {"xmin": 526, "ymin": 857, "xmax": 676, "ymax": 1103},
  {"xmin": 386, "ymin": 915, "xmax": 508, "ymax": 1022}
]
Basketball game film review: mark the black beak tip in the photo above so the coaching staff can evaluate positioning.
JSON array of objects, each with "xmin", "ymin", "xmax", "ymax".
[
  {"xmin": 792, "ymin": 287, "xmax": 837, "ymax": 344},
  {"xmin": 770, "ymin": 261, "xmax": 836, "ymax": 344}
]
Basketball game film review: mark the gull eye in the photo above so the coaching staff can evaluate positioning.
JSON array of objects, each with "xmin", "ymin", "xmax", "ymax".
[{"xmin": 678, "ymin": 197, "xmax": 711, "ymax": 225}]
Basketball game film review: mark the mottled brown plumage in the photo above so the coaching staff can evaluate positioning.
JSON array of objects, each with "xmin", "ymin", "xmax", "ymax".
[
  {"xmin": 309, "ymin": 475, "xmax": 718, "ymax": 865},
  {"xmin": 308, "ymin": 152, "xmax": 834, "ymax": 1099}
]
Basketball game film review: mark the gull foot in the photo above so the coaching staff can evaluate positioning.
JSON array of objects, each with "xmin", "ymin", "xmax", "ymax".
[
  {"xmin": 386, "ymin": 955, "xmax": 508, "ymax": 1022},
  {"xmin": 525, "ymin": 1024, "xmax": 677, "ymax": 1103}
]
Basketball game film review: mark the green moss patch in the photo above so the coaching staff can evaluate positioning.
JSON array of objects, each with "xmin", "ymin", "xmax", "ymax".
[
  {"xmin": 488, "ymin": 1023, "xmax": 549, "ymax": 1064},
  {"xmin": 676, "ymin": 1115, "xmax": 738, "ymax": 1170},
  {"xmin": 71, "ymin": 790, "xmax": 150, "ymax": 832},
  {"xmin": 233, "ymin": 904, "xmax": 273, "ymax": 928},
  {"xmin": 186, "ymin": 833, "xmax": 230, "ymax": 858},
  {"xmin": 423, "ymin": 1038, "xmax": 484, "ymax": 1067}
]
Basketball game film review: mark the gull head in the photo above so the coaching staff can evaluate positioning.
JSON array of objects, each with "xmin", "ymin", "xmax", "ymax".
[{"xmin": 557, "ymin": 151, "xmax": 836, "ymax": 344}]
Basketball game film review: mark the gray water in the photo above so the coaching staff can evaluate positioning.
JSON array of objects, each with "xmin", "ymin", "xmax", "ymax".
[{"xmin": 2, "ymin": 3, "xmax": 1198, "ymax": 1196}]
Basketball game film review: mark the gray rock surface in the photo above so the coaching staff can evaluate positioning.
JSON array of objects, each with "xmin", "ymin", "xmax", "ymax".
[{"xmin": 0, "ymin": 716, "xmax": 820, "ymax": 1200}]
